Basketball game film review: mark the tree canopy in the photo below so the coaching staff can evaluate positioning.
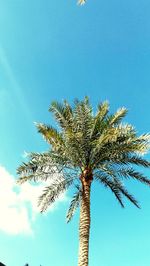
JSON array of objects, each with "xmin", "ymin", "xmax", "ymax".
[{"xmin": 17, "ymin": 97, "xmax": 150, "ymax": 221}]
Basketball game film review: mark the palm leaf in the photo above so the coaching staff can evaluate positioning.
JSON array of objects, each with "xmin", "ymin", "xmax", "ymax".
[
  {"xmin": 36, "ymin": 123, "xmax": 64, "ymax": 148},
  {"xmin": 111, "ymin": 154, "xmax": 150, "ymax": 168},
  {"xmin": 78, "ymin": 0, "xmax": 86, "ymax": 5},
  {"xmin": 96, "ymin": 174, "xmax": 124, "ymax": 207},
  {"xmin": 66, "ymin": 188, "xmax": 81, "ymax": 223},
  {"xmin": 117, "ymin": 167, "xmax": 150, "ymax": 185},
  {"xmin": 108, "ymin": 108, "xmax": 128, "ymax": 126},
  {"xmin": 39, "ymin": 177, "xmax": 73, "ymax": 212},
  {"xmin": 90, "ymin": 101, "xmax": 109, "ymax": 139},
  {"xmin": 96, "ymin": 172, "xmax": 139, "ymax": 208}
]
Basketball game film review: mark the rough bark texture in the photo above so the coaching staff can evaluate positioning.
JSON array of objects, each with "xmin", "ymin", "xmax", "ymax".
[{"xmin": 78, "ymin": 178, "xmax": 91, "ymax": 266}]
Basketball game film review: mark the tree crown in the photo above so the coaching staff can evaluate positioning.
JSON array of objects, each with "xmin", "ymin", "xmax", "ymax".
[{"xmin": 17, "ymin": 97, "xmax": 150, "ymax": 221}]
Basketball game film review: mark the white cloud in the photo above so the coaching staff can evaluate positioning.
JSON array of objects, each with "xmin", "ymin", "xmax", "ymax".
[{"xmin": 0, "ymin": 165, "xmax": 67, "ymax": 235}]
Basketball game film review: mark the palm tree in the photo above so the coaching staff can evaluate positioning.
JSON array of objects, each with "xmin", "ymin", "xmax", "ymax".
[
  {"xmin": 78, "ymin": 0, "xmax": 86, "ymax": 5},
  {"xmin": 17, "ymin": 97, "xmax": 150, "ymax": 266}
]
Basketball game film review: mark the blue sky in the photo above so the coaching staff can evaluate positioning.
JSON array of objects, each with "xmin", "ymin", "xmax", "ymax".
[{"xmin": 0, "ymin": 0, "xmax": 150, "ymax": 265}]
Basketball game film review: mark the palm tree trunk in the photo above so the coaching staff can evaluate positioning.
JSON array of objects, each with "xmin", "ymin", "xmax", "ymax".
[{"xmin": 78, "ymin": 181, "xmax": 91, "ymax": 266}]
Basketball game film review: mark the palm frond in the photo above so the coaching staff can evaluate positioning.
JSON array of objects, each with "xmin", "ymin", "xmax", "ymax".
[
  {"xmin": 96, "ymin": 174, "xmax": 124, "ymax": 207},
  {"xmin": 92, "ymin": 132, "xmax": 150, "ymax": 169},
  {"xmin": 108, "ymin": 107, "xmax": 128, "ymax": 126},
  {"xmin": 49, "ymin": 101, "xmax": 70, "ymax": 129},
  {"xmin": 36, "ymin": 123, "xmax": 64, "ymax": 150},
  {"xmin": 66, "ymin": 188, "xmax": 81, "ymax": 223},
  {"xmin": 17, "ymin": 152, "xmax": 67, "ymax": 184},
  {"xmin": 117, "ymin": 167, "xmax": 150, "ymax": 185},
  {"xmin": 112, "ymin": 154, "xmax": 150, "ymax": 168},
  {"xmin": 63, "ymin": 100, "xmax": 73, "ymax": 125},
  {"xmin": 133, "ymin": 134, "xmax": 150, "ymax": 154},
  {"xmin": 94, "ymin": 123, "xmax": 134, "ymax": 149},
  {"xmin": 39, "ymin": 177, "xmax": 73, "ymax": 212},
  {"xmin": 97, "ymin": 101, "xmax": 109, "ymax": 120},
  {"xmin": 78, "ymin": 0, "xmax": 86, "ymax": 5},
  {"xmin": 116, "ymin": 181, "xmax": 140, "ymax": 208},
  {"xmin": 71, "ymin": 96, "xmax": 93, "ymax": 165},
  {"xmin": 90, "ymin": 101, "xmax": 109, "ymax": 139},
  {"xmin": 96, "ymin": 172, "xmax": 140, "ymax": 208}
]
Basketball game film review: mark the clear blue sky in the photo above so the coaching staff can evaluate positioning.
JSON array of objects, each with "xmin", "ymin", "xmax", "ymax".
[{"xmin": 0, "ymin": 1, "xmax": 150, "ymax": 265}]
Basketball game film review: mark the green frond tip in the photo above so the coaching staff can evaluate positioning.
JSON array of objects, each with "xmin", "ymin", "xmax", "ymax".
[
  {"xmin": 48, "ymin": 100, "xmax": 74, "ymax": 130},
  {"xmin": 84, "ymin": 95, "xmax": 90, "ymax": 104},
  {"xmin": 97, "ymin": 101, "xmax": 109, "ymax": 119}
]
